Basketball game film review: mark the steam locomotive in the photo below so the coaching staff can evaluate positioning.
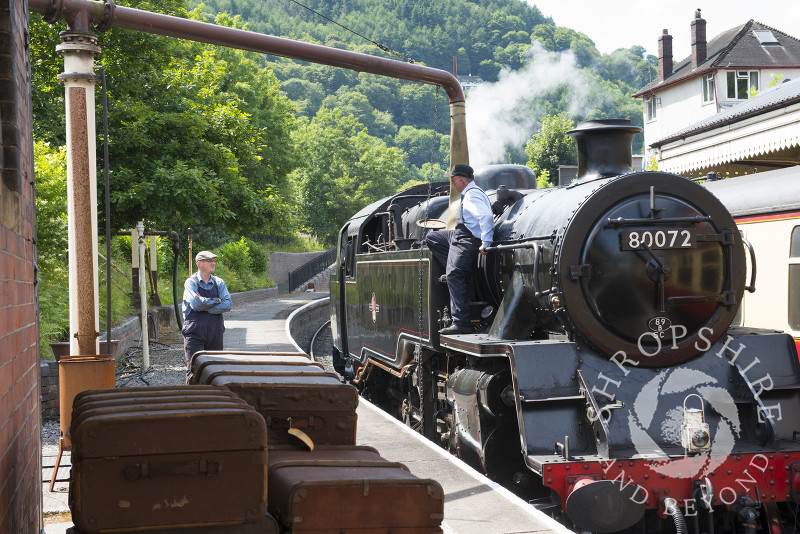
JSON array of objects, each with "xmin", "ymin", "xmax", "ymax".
[{"xmin": 329, "ymin": 120, "xmax": 800, "ymax": 533}]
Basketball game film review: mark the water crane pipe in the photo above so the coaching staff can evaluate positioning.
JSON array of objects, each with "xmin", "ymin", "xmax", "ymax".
[{"xmin": 29, "ymin": 0, "xmax": 469, "ymax": 226}]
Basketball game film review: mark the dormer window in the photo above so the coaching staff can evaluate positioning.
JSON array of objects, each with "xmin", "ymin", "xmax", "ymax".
[
  {"xmin": 753, "ymin": 29, "xmax": 780, "ymax": 46},
  {"xmin": 727, "ymin": 71, "xmax": 759, "ymax": 100}
]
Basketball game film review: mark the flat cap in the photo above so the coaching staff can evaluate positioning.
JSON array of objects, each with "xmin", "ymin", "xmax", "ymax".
[
  {"xmin": 196, "ymin": 250, "xmax": 218, "ymax": 262},
  {"xmin": 447, "ymin": 164, "xmax": 474, "ymax": 179}
]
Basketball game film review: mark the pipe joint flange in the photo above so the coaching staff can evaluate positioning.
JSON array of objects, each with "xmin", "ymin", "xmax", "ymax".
[
  {"xmin": 94, "ymin": 0, "xmax": 116, "ymax": 32},
  {"xmin": 56, "ymin": 31, "xmax": 102, "ymax": 56},
  {"xmin": 57, "ymin": 71, "xmax": 102, "ymax": 85}
]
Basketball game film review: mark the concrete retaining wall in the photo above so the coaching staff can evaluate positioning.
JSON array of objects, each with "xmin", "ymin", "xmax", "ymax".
[{"xmin": 287, "ymin": 297, "xmax": 330, "ymax": 354}]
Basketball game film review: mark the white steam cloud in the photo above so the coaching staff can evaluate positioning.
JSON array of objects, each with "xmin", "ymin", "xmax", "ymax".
[{"xmin": 465, "ymin": 42, "xmax": 602, "ymax": 166}]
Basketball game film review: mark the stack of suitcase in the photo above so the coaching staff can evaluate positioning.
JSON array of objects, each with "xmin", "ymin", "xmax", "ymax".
[
  {"xmin": 190, "ymin": 351, "xmax": 445, "ymax": 534},
  {"xmin": 68, "ymin": 386, "xmax": 277, "ymax": 534},
  {"xmin": 68, "ymin": 352, "xmax": 445, "ymax": 533}
]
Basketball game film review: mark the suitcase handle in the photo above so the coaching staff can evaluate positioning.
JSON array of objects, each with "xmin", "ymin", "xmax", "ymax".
[
  {"xmin": 266, "ymin": 416, "xmax": 324, "ymax": 431},
  {"xmin": 123, "ymin": 459, "xmax": 220, "ymax": 481}
]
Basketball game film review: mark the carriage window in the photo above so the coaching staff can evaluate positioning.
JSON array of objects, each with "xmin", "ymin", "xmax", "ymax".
[
  {"xmin": 791, "ymin": 226, "xmax": 800, "ymax": 257},
  {"xmin": 789, "ymin": 265, "xmax": 800, "ymax": 330},
  {"xmin": 790, "ymin": 227, "xmax": 800, "ymax": 330}
]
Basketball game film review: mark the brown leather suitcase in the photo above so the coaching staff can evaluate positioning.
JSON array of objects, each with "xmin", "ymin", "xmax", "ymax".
[
  {"xmin": 65, "ymin": 513, "xmax": 279, "ymax": 534},
  {"xmin": 268, "ymin": 446, "xmax": 445, "ymax": 533},
  {"xmin": 207, "ymin": 373, "xmax": 358, "ymax": 447},
  {"xmin": 189, "ymin": 350, "xmax": 311, "ymax": 372},
  {"xmin": 69, "ymin": 388, "xmax": 269, "ymax": 533},
  {"xmin": 72, "ymin": 385, "xmax": 241, "ymax": 408},
  {"xmin": 189, "ymin": 352, "xmax": 322, "ymax": 384},
  {"xmin": 196, "ymin": 362, "xmax": 336, "ymax": 386}
]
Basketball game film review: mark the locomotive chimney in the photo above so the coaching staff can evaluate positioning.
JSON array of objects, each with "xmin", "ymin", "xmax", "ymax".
[
  {"xmin": 691, "ymin": 9, "xmax": 707, "ymax": 69},
  {"xmin": 567, "ymin": 119, "xmax": 642, "ymax": 184},
  {"xmin": 658, "ymin": 29, "xmax": 673, "ymax": 81}
]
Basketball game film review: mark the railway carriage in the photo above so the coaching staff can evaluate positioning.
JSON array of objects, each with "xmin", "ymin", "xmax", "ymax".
[{"xmin": 705, "ymin": 168, "xmax": 800, "ymax": 354}]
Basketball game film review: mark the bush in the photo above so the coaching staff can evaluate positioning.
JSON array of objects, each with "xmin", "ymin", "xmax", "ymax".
[
  {"xmin": 217, "ymin": 238, "xmax": 252, "ymax": 274},
  {"xmin": 245, "ymin": 237, "xmax": 270, "ymax": 274}
]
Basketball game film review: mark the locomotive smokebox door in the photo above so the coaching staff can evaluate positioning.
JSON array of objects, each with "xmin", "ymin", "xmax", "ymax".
[{"xmin": 551, "ymin": 121, "xmax": 747, "ymax": 366}]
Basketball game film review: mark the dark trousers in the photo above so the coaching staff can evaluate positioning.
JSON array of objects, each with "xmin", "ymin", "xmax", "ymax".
[
  {"xmin": 426, "ymin": 225, "xmax": 480, "ymax": 326},
  {"xmin": 182, "ymin": 313, "xmax": 225, "ymax": 383}
]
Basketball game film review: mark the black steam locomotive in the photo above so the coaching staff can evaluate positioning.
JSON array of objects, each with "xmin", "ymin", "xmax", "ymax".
[{"xmin": 329, "ymin": 120, "xmax": 800, "ymax": 533}]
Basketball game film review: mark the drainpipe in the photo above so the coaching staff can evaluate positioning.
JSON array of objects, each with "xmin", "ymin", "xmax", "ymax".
[
  {"xmin": 29, "ymin": 0, "xmax": 469, "ymax": 220},
  {"xmin": 56, "ymin": 30, "xmax": 101, "ymax": 356}
]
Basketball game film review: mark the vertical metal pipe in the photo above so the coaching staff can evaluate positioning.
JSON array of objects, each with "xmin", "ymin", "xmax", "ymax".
[
  {"xmin": 149, "ymin": 235, "xmax": 161, "ymax": 306},
  {"xmin": 57, "ymin": 31, "xmax": 101, "ymax": 356},
  {"xmin": 446, "ymin": 101, "xmax": 469, "ymax": 228},
  {"xmin": 137, "ymin": 221, "xmax": 150, "ymax": 370},
  {"xmin": 130, "ymin": 227, "xmax": 139, "ymax": 308},
  {"xmin": 100, "ymin": 66, "xmax": 111, "ymax": 352}
]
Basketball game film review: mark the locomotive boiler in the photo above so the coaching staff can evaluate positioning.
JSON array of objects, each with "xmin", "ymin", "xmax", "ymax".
[{"xmin": 330, "ymin": 120, "xmax": 800, "ymax": 533}]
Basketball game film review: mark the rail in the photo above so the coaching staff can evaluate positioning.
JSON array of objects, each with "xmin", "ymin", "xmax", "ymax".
[{"xmin": 281, "ymin": 248, "xmax": 337, "ymax": 293}]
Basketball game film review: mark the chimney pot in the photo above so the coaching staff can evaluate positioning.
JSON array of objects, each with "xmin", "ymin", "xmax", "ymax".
[{"xmin": 691, "ymin": 10, "xmax": 707, "ymax": 69}]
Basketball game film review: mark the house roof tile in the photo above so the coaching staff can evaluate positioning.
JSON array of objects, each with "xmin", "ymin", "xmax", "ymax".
[{"xmin": 634, "ymin": 21, "xmax": 800, "ymax": 97}]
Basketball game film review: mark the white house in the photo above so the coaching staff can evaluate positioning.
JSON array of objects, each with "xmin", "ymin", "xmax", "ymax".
[{"xmin": 633, "ymin": 10, "xmax": 800, "ymax": 163}]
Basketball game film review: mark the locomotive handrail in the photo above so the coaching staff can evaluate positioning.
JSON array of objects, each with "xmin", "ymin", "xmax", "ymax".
[
  {"xmin": 606, "ymin": 215, "xmax": 712, "ymax": 227},
  {"xmin": 483, "ymin": 242, "xmax": 540, "ymax": 252},
  {"xmin": 742, "ymin": 237, "xmax": 757, "ymax": 293},
  {"xmin": 489, "ymin": 233, "xmax": 555, "ymax": 246}
]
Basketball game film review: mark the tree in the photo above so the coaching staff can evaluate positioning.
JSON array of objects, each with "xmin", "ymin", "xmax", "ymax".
[
  {"xmin": 30, "ymin": 0, "xmax": 297, "ymax": 237},
  {"xmin": 291, "ymin": 109, "xmax": 408, "ymax": 243},
  {"xmin": 525, "ymin": 113, "xmax": 577, "ymax": 186}
]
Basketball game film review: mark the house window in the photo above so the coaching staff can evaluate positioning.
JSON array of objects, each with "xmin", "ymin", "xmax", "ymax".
[
  {"xmin": 702, "ymin": 74, "xmax": 715, "ymax": 103},
  {"xmin": 645, "ymin": 96, "xmax": 657, "ymax": 121},
  {"xmin": 726, "ymin": 70, "xmax": 759, "ymax": 100}
]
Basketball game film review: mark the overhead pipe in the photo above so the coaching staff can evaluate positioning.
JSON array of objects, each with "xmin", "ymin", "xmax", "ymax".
[{"xmin": 29, "ymin": 0, "xmax": 469, "ymax": 226}]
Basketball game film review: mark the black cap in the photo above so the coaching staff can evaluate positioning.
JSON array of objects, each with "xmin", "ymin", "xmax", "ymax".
[{"xmin": 447, "ymin": 164, "xmax": 474, "ymax": 179}]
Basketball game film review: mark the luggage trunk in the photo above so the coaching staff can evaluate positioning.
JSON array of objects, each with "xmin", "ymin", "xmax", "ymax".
[
  {"xmin": 195, "ymin": 362, "xmax": 334, "ymax": 386},
  {"xmin": 65, "ymin": 513, "xmax": 279, "ymax": 534},
  {"xmin": 189, "ymin": 352, "xmax": 320, "ymax": 385},
  {"xmin": 207, "ymin": 373, "xmax": 358, "ymax": 447},
  {"xmin": 69, "ymin": 387, "xmax": 269, "ymax": 533},
  {"xmin": 268, "ymin": 446, "xmax": 445, "ymax": 533}
]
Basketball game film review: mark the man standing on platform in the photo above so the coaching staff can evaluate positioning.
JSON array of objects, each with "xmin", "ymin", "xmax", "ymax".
[
  {"xmin": 182, "ymin": 250, "xmax": 232, "ymax": 381},
  {"xmin": 426, "ymin": 164, "xmax": 494, "ymax": 335}
]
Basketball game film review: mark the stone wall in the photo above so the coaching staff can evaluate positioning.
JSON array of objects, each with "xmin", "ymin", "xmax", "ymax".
[{"xmin": 267, "ymin": 251, "xmax": 327, "ymax": 285}]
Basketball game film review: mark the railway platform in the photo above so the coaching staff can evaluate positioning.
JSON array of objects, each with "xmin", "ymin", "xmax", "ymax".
[{"xmin": 43, "ymin": 294, "xmax": 573, "ymax": 534}]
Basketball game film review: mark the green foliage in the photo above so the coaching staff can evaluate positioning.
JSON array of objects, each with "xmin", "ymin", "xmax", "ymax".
[
  {"xmin": 217, "ymin": 237, "xmax": 252, "ymax": 274},
  {"xmin": 33, "ymin": 141, "xmax": 68, "ymax": 273},
  {"xmin": 244, "ymin": 238, "xmax": 270, "ymax": 273},
  {"xmin": 31, "ymin": 0, "xmax": 298, "ymax": 239},
  {"xmin": 525, "ymin": 113, "xmax": 577, "ymax": 186},
  {"xmin": 290, "ymin": 108, "xmax": 407, "ymax": 244},
  {"xmin": 536, "ymin": 169, "xmax": 553, "ymax": 189}
]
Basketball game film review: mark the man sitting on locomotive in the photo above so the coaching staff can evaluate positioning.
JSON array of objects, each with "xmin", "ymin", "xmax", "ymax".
[{"xmin": 426, "ymin": 164, "xmax": 494, "ymax": 335}]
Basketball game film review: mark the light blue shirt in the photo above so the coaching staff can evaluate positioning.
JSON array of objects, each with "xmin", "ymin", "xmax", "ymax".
[
  {"xmin": 460, "ymin": 181, "xmax": 494, "ymax": 249},
  {"xmin": 182, "ymin": 272, "xmax": 232, "ymax": 319}
]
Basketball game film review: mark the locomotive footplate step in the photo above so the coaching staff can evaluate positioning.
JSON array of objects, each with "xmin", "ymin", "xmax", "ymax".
[{"xmin": 356, "ymin": 399, "xmax": 574, "ymax": 534}]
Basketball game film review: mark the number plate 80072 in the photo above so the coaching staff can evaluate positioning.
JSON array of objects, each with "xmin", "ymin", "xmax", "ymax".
[{"xmin": 619, "ymin": 229, "xmax": 696, "ymax": 251}]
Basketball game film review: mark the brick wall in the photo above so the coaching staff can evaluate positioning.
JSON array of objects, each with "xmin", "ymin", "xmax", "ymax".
[{"xmin": 0, "ymin": 0, "xmax": 42, "ymax": 532}]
